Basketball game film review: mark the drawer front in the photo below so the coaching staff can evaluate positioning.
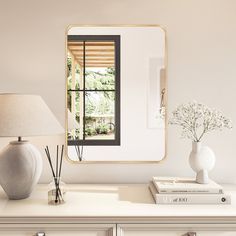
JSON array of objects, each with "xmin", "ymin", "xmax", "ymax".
[
  {"xmin": 0, "ymin": 224, "xmax": 115, "ymax": 236},
  {"xmin": 118, "ymin": 224, "xmax": 236, "ymax": 236},
  {"xmin": 119, "ymin": 231, "xmax": 236, "ymax": 236}
]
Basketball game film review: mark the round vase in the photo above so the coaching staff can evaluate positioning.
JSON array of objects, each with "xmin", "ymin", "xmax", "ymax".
[
  {"xmin": 0, "ymin": 140, "xmax": 42, "ymax": 199},
  {"xmin": 189, "ymin": 141, "xmax": 215, "ymax": 184}
]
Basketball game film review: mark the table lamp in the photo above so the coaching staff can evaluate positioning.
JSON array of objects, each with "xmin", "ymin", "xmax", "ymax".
[{"xmin": 0, "ymin": 94, "xmax": 64, "ymax": 200}]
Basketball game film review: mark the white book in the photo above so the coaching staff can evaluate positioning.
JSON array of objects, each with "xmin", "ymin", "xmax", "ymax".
[
  {"xmin": 152, "ymin": 176, "xmax": 223, "ymax": 194},
  {"xmin": 149, "ymin": 182, "xmax": 230, "ymax": 205}
]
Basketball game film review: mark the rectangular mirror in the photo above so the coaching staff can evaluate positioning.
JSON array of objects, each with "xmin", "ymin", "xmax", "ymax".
[{"xmin": 66, "ymin": 25, "xmax": 167, "ymax": 163}]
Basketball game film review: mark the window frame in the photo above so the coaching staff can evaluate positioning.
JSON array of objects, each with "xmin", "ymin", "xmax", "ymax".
[{"xmin": 67, "ymin": 35, "xmax": 121, "ymax": 146}]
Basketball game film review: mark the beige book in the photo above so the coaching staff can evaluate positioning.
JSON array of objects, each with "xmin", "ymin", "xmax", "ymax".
[{"xmin": 152, "ymin": 177, "xmax": 223, "ymax": 194}]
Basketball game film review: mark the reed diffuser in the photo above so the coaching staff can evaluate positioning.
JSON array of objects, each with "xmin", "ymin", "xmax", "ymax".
[{"xmin": 45, "ymin": 145, "xmax": 66, "ymax": 205}]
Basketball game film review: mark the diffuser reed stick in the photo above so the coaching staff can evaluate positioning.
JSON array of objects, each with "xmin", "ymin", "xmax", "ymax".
[
  {"xmin": 75, "ymin": 145, "xmax": 83, "ymax": 161},
  {"xmin": 45, "ymin": 145, "xmax": 65, "ymax": 205}
]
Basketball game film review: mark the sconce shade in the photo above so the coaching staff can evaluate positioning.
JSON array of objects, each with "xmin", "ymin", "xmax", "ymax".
[{"xmin": 0, "ymin": 94, "xmax": 64, "ymax": 137}]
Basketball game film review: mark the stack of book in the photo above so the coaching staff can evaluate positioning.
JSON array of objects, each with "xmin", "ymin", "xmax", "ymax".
[{"xmin": 149, "ymin": 177, "xmax": 231, "ymax": 204}]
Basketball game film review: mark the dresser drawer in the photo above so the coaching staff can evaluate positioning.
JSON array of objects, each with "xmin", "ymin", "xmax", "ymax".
[
  {"xmin": 0, "ymin": 224, "xmax": 116, "ymax": 236},
  {"xmin": 118, "ymin": 224, "xmax": 236, "ymax": 236},
  {"xmin": 119, "ymin": 231, "xmax": 236, "ymax": 236}
]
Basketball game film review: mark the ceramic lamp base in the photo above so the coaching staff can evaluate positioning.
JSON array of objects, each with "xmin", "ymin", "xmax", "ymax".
[{"xmin": 0, "ymin": 140, "xmax": 42, "ymax": 200}]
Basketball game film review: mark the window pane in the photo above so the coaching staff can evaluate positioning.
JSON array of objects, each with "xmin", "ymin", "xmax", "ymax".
[
  {"xmin": 67, "ymin": 91, "xmax": 83, "ymax": 141},
  {"xmin": 85, "ymin": 91, "xmax": 115, "ymax": 140},
  {"xmin": 85, "ymin": 67, "xmax": 115, "ymax": 90},
  {"xmin": 85, "ymin": 41, "xmax": 115, "ymax": 90},
  {"xmin": 67, "ymin": 35, "xmax": 120, "ymax": 146}
]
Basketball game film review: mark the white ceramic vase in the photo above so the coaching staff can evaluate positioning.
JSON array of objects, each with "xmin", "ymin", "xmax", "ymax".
[
  {"xmin": 0, "ymin": 140, "xmax": 42, "ymax": 199},
  {"xmin": 189, "ymin": 141, "xmax": 215, "ymax": 184}
]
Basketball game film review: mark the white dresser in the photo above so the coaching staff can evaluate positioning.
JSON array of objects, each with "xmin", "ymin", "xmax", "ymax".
[{"xmin": 0, "ymin": 184, "xmax": 236, "ymax": 236}]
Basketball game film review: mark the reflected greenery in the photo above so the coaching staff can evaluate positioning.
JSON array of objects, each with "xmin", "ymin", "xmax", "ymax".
[{"xmin": 67, "ymin": 57, "xmax": 115, "ymax": 139}]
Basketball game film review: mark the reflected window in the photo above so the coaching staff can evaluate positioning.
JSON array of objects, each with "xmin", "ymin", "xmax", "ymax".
[{"xmin": 67, "ymin": 35, "xmax": 120, "ymax": 145}]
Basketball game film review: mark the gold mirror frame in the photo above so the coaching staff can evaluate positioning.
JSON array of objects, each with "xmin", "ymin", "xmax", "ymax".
[{"xmin": 65, "ymin": 24, "xmax": 168, "ymax": 164}]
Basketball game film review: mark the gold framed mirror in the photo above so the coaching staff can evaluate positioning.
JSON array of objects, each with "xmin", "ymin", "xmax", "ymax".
[{"xmin": 66, "ymin": 25, "xmax": 167, "ymax": 163}]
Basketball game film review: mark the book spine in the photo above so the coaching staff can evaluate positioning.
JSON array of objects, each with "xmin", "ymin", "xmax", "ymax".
[
  {"xmin": 154, "ymin": 194, "xmax": 231, "ymax": 204},
  {"xmin": 153, "ymin": 181, "xmax": 223, "ymax": 194},
  {"xmin": 158, "ymin": 189, "xmax": 223, "ymax": 194}
]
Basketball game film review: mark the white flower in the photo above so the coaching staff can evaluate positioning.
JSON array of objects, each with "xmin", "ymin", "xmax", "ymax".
[{"xmin": 169, "ymin": 101, "xmax": 232, "ymax": 142}]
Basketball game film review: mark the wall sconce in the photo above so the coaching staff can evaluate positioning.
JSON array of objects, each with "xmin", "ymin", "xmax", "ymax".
[{"xmin": 147, "ymin": 58, "xmax": 166, "ymax": 129}]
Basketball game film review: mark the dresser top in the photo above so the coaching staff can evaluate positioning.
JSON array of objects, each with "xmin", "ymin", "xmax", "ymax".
[{"xmin": 0, "ymin": 184, "xmax": 236, "ymax": 223}]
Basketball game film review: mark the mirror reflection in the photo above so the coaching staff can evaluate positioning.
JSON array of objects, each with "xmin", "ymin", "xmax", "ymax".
[
  {"xmin": 67, "ymin": 36, "xmax": 120, "ymax": 146},
  {"xmin": 66, "ymin": 26, "xmax": 166, "ymax": 162}
]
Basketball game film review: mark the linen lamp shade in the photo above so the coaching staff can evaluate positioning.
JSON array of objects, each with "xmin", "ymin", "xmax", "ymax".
[
  {"xmin": 0, "ymin": 94, "xmax": 64, "ymax": 137},
  {"xmin": 0, "ymin": 93, "xmax": 64, "ymax": 200}
]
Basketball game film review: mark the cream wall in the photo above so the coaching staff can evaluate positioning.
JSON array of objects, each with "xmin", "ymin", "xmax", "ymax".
[{"xmin": 0, "ymin": 0, "xmax": 235, "ymax": 183}]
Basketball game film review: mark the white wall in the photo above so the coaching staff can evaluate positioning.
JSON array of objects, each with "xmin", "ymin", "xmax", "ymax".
[{"xmin": 0, "ymin": 0, "xmax": 235, "ymax": 184}]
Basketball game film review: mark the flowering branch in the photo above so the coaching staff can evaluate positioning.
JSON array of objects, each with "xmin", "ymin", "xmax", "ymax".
[{"xmin": 169, "ymin": 101, "xmax": 232, "ymax": 142}]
